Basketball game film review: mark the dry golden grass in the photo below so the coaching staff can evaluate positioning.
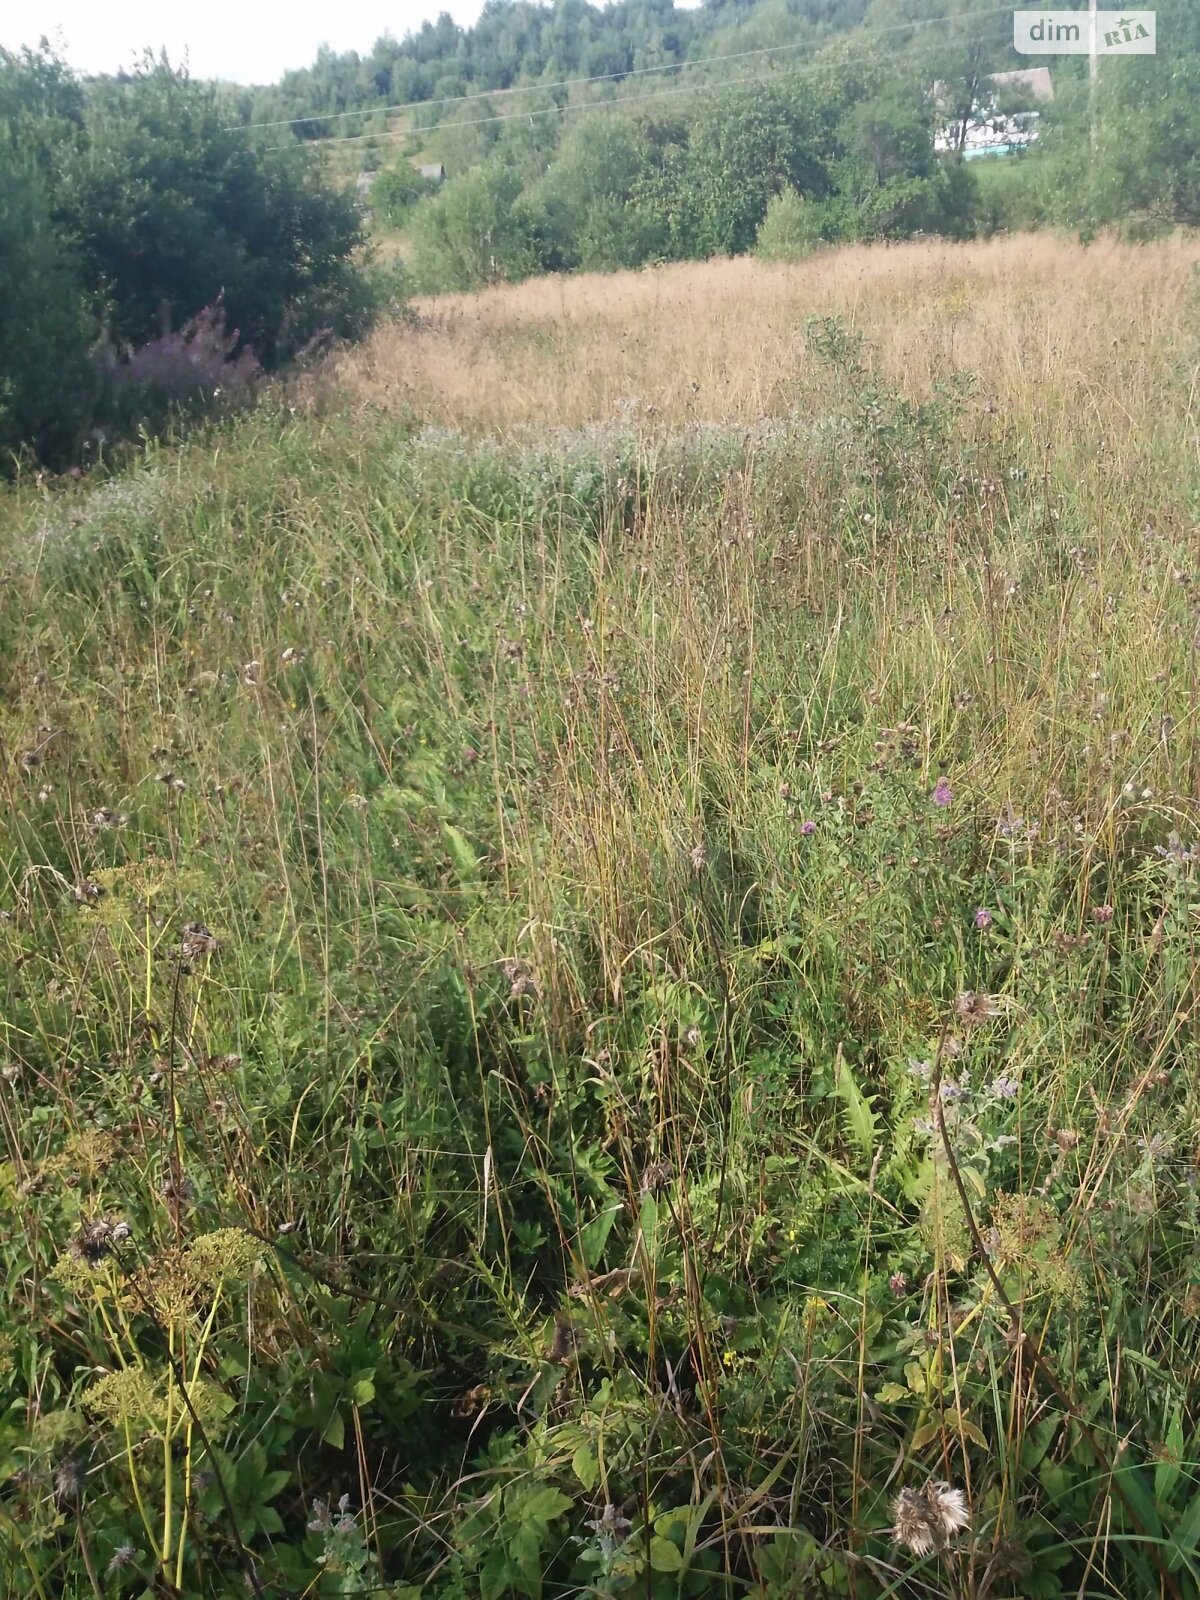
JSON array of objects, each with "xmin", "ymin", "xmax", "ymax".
[{"xmin": 338, "ymin": 232, "xmax": 1200, "ymax": 459}]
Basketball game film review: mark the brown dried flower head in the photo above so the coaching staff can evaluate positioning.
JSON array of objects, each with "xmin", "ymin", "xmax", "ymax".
[
  {"xmin": 955, "ymin": 990, "xmax": 1001, "ymax": 1028},
  {"xmin": 90, "ymin": 807, "xmax": 129, "ymax": 829},
  {"xmin": 180, "ymin": 922, "xmax": 219, "ymax": 960},
  {"xmin": 890, "ymin": 1480, "xmax": 970, "ymax": 1558},
  {"xmin": 70, "ymin": 1217, "xmax": 131, "ymax": 1267}
]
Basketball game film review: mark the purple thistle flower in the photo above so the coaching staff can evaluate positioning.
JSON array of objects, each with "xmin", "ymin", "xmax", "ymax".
[
  {"xmin": 1092, "ymin": 904, "xmax": 1114, "ymax": 924},
  {"xmin": 973, "ymin": 907, "xmax": 993, "ymax": 930},
  {"xmin": 931, "ymin": 776, "xmax": 954, "ymax": 807},
  {"xmin": 800, "ymin": 819, "xmax": 816, "ymax": 836}
]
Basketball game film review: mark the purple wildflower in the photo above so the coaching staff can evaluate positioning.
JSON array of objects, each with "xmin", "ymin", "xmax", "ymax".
[
  {"xmin": 973, "ymin": 907, "xmax": 993, "ymax": 930},
  {"xmin": 1092, "ymin": 904, "xmax": 1114, "ymax": 924},
  {"xmin": 800, "ymin": 819, "xmax": 816, "ymax": 836},
  {"xmin": 988, "ymin": 1074, "xmax": 1019, "ymax": 1100},
  {"xmin": 932, "ymin": 776, "xmax": 954, "ymax": 807}
]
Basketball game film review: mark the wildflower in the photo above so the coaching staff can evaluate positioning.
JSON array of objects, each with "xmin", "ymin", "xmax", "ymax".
[
  {"xmin": 907, "ymin": 1058, "xmax": 933, "ymax": 1081},
  {"xmin": 689, "ymin": 842, "xmax": 707, "ymax": 873},
  {"xmin": 280, "ymin": 646, "xmax": 307, "ymax": 664},
  {"xmin": 888, "ymin": 1271, "xmax": 908, "ymax": 1297},
  {"xmin": 69, "ymin": 1217, "xmax": 130, "ymax": 1266},
  {"xmin": 1054, "ymin": 1128, "xmax": 1080, "ymax": 1152},
  {"xmin": 90, "ymin": 807, "xmax": 128, "ymax": 829},
  {"xmin": 53, "ymin": 1457, "xmax": 82, "ymax": 1505},
  {"xmin": 501, "ymin": 957, "xmax": 539, "ymax": 1000},
  {"xmin": 890, "ymin": 1480, "xmax": 970, "ymax": 1558},
  {"xmin": 639, "ymin": 1159, "xmax": 672, "ymax": 1196},
  {"xmin": 241, "ymin": 660, "xmax": 263, "ymax": 686},
  {"xmin": 800, "ymin": 819, "xmax": 816, "ymax": 836},
  {"xmin": 931, "ymin": 776, "xmax": 954, "ymax": 807},
  {"xmin": 1138, "ymin": 1132, "xmax": 1170, "ymax": 1162},
  {"xmin": 180, "ymin": 922, "xmax": 218, "ymax": 960},
  {"xmin": 988, "ymin": 1074, "xmax": 1019, "ymax": 1100},
  {"xmin": 939, "ymin": 1076, "xmax": 971, "ymax": 1105},
  {"xmin": 1155, "ymin": 833, "xmax": 1198, "ymax": 865},
  {"xmin": 161, "ymin": 1171, "xmax": 196, "ymax": 1209},
  {"xmin": 973, "ymin": 907, "xmax": 993, "ymax": 930},
  {"xmin": 1092, "ymin": 904, "xmax": 1114, "ymax": 924},
  {"xmin": 106, "ymin": 1545, "xmax": 136, "ymax": 1575},
  {"xmin": 956, "ymin": 990, "xmax": 1000, "ymax": 1028},
  {"xmin": 584, "ymin": 1504, "xmax": 632, "ymax": 1557},
  {"xmin": 155, "ymin": 771, "xmax": 187, "ymax": 793}
]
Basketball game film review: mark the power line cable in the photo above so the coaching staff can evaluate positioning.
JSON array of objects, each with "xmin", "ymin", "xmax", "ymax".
[
  {"xmin": 263, "ymin": 18, "xmax": 1016, "ymax": 152},
  {"xmin": 230, "ymin": 3, "xmax": 1014, "ymax": 135}
]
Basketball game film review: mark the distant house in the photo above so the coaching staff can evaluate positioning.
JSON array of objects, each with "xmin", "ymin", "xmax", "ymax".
[
  {"xmin": 933, "ymin": 67, "xmax": 1052, "ymax": 158},
  {"xmin": 416, "ymin": 162, "xmax": 445, "ymax": 183}
]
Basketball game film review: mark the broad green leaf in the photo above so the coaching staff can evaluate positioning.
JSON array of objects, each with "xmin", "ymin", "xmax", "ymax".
[
  {"xmin": 833, "ymin": 1048, "xmax": 877, "ymax": 1164},
  {"xmin": 649, "ymin": 1535, "xmax": 684, "ymax": 1573},
  {"xmin": 579, "ymin": 1200, "xmax": 622, "ymax": 1270},
  {"xmin": 572, "ymin": 1442, "xmax": 599, "ymax": 1491},
  {"xmin": 521, "ymin": 1485, "xmax": 572, "ymax": 1527}
]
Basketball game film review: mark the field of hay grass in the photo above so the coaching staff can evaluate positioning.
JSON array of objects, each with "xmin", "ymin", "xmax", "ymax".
[{"xmin": 3, "ymin": 233, "xmax": 1200, "ymax": 1598}]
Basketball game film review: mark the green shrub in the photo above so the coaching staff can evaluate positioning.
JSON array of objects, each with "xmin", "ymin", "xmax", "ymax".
[
  {"xmin": 408, "ymin": 162, "xmax": 538, "ymax": 291},
  {"xmin": 755, "ymin": 186, "xmax": 829, "ymax": 259},
  {"xmin": 370, "ymin": 160, "xmax": 438, "ymax": 226},
  {"xmin": 0, "ymin": 45, "xmax": 377, "ymax": 466},
  {"xmin": 0, "ymin": 155, "xmax": 97, "ymax": 468}
]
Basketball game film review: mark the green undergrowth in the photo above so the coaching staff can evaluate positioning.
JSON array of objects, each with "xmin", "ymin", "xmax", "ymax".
[{"xmin": 2, "ymin": 325, "xmax": 1200, "ymax": 1597}]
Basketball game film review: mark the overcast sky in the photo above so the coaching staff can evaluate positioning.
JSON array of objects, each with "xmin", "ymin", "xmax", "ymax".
[{"xmin": 2, "ymin": 0, "xmax": 504, "ymax": 86}]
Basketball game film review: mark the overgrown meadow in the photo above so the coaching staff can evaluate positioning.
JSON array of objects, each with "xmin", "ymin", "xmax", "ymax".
[{"xmin": 3, "ymin": 236, "xmax": 1200, "ymax": 1598}]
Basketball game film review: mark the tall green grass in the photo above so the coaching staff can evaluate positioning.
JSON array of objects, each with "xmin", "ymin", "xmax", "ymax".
[{"xmin": 1, "ymin": 308, "xmax": 1200, "ymax": 1598}]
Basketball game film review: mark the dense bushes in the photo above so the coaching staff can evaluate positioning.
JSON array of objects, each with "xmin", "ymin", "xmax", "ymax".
[
  {"xmin": 379, "ymin": 0, "xmax": 1200, "ymax": 292},
  {"xmin": 0, "ymin": 47, "xmax": 374, "ymax": 470},
  {"xmin": 403, "ymin": 70, "xmax": 981, "ymax": 292},
  {"xmin": 370, "ymin": 159, "xmax": 440, "ymax": 225}
]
